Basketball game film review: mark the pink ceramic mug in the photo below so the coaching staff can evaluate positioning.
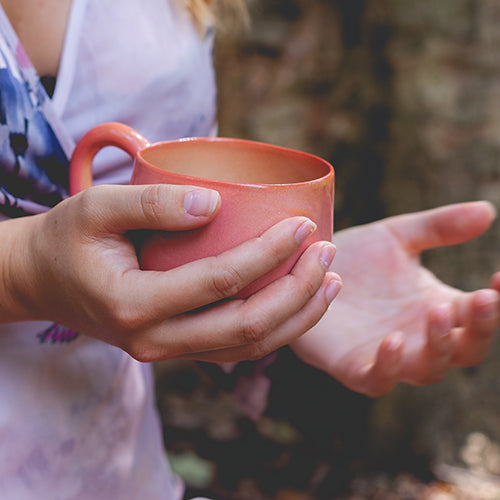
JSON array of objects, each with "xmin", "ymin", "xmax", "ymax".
[{"xmin": 69, "ymin": 122, "xmax": 335, "ymax": 298}]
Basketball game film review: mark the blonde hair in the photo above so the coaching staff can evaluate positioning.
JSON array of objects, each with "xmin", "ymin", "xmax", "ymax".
[{"xmin": 182, "ymin": 0, "xmax": 248, "ymax": 33}]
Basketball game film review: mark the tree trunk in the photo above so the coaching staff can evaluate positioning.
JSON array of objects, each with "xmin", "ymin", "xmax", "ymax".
[{"xmin": 215, "ymin": 0, "xmax": 500, "ymax": 477}]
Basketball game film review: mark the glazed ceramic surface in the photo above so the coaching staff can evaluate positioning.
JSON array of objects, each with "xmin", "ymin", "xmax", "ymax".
[{"xmin": 69, "ymin": 122, "xmax": 335, "ymax": 298}]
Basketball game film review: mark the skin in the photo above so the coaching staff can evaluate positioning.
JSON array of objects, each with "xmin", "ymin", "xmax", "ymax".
[
  {"xmin": 292, "ymin": 202, "xmax": 500, "ymax": 396},
  {"xmin": 0, "ymin": 184, "xmax": 339, "ymax": 362},
  {"xmin": 0, "ymin": 0, "xmax": 71, "ymax": 76},
  {"xmin": 0, "ymin": 0, "xmax": 339, "ymax": 362},
  {"xmin": 1, "ymin": 0, "xmax": 499, "ymax": 394}
]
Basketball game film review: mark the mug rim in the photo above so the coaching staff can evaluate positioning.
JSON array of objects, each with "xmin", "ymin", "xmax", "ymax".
[{"xmin": 136, "ymin": 136, "xmax": 334, "ymax": 188}]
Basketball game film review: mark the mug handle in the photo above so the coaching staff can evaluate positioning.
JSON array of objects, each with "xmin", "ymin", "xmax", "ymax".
[{"xmin": 69, "ymin": 122, "xmax": 151, "ymax": 195}]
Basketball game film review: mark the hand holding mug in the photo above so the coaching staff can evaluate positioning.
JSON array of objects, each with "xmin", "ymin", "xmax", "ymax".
[
  {"xmin": 69, "ymin": 122, "xmax": 335, "ymax": 297},
  {"xmin": 0, "ymin": 124, "xmax": 340, "ymax": 363}
]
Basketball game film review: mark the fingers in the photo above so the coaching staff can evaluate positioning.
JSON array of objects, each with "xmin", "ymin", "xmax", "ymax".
[
  {"xmin": 420, "ymin": 303, "xmax": 454, "ymax": 380},
  {"xmin": 122, "ymin": 217, "xmax": 321, "ymax": 316},
  {"xmin": 72, "ymin": 183, "xmax": 221, "ymax": 234},
  {"xmin": 353, "ymin": 332, "xmax": 404, "ymax": 397},
  {"xmin": 123, "ymin": 241, "xmax": 340, "ymax": 362},
  {"xmin": 384, "ymin": 201, "xmax": 496, "ymax": 254},
  {"xmin": 332, "ymin": 285, "xmax": 499, "ymax": 398},
  {"xmin": 351, "ymin": 304, "xmax": 454, "ymax": 396},
  {"xmin": 399, "ymin": 303, "xmax": 454, "ymax": 386},
  {"xmin": 178, "ymin": 272, "xmax": 343, "ymax": 363},
  {"xmin": 451, "ymin": 288, "xmax": 500, "ymax": 366},
  {"xmin": 355, "ymin": 290, "xmax": 499, "ymax": 396},
  {"xmin": 489, "ymin": 271, "xmax": 500, "ymax": 293}
]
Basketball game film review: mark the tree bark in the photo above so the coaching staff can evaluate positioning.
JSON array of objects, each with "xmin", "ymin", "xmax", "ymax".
[{"xmin": 214, "ymin": 0, "xmax": 500, "ymax": 474}]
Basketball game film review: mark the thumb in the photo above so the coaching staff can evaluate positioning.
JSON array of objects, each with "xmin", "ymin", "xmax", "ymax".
[
  {"xmin": 75, "ymin": 183, "xmax": 221, "ymax": 233},
  {"xmin": 384, "ymin": 201, "xmax": 497, "ymax": 253}
]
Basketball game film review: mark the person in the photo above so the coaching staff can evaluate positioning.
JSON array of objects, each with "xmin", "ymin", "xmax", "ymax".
[{"xmin": 0, "ymin": 0, "xmax": 497, "ymax": 499}]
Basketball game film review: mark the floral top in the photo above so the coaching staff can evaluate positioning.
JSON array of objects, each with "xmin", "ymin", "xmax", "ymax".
[
  {"xmin": 0, "ymin": 19, "xmax": 72, "ymax": 217},
  {"xmin": 0, "ymin": 1, "xmax": 213, "ymax": 498},
  {"xmin": 0, "ymin": 1, "xmax": 277, "ymax": 499}
]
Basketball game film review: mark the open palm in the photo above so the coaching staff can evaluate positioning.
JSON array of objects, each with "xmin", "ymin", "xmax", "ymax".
[{"xmin": 291, "ymin": 202, "xmax": 500, "ymax": 396}]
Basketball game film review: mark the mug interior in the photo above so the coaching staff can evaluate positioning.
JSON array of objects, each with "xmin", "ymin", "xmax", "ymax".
[{"xmin": 140, "ymin": 138, "xmax": 331, "ymax": 185}]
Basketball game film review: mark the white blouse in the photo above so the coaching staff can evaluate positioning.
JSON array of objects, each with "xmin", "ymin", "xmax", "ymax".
[{"xmin": 0, "ymin": 0, "xmax": 217, "ymax": 498}]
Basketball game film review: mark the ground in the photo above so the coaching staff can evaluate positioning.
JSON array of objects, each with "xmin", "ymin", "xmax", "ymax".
[{"xmin": 155, "ymin": 359, "xmax": 500, "ymax": 500}]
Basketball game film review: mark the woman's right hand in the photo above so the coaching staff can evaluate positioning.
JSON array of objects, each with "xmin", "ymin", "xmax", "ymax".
[{"xmin": 0, "ymin": 184, "xmax": 340, "ymax": 362}]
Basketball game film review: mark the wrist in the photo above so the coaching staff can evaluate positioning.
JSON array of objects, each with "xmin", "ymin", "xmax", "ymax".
[{"xmin": 0, "ymin": 215, "xmax": 44, "ymax": 322}]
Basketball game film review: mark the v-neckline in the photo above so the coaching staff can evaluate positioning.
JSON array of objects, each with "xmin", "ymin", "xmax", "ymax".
[{"xmin": 0, "ymin": 0, "xmax": 87, "ymax": 116}]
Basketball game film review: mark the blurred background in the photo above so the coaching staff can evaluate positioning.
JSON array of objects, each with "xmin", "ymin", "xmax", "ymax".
[{"xmin": 155, "ymin": 1, "xmax": 500, "ymax": 498}]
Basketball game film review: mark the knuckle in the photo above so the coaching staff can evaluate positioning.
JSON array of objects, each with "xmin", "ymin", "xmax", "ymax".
[
  {"xmin": 126, "ymin": 343, "xmax": 155, "ymax": 363},
  {"xmin": 361, "ymin": 380, "xmax": 392, "ymax": 398},
  {"xmin": 75, "ymin": 187, "xmax": 99, "ymax": 220},
  {"xmin": 300, "ymin": 275, "xmax": 320, "ymax": 300},
  {"xmin": 257, "ymin": 235, "xmax": 286, "ymax": 269},
  {"xmin": 361, "ymin": 375, "xmax": 394, "ymax": 398},
  {"xmin": 239, "ymin": 315, "xmax": 272, "ymax": 345},
  {"xmin": 106, "ymin": 300, "xmax": 145, "ymax": 333},
  {"xmin": 116, "ymin": 310, "xmax": 144, "ymax": 333},
  {"xmin": 139, "ymin": 185, "xmax": 164, "ymax": 225},
  {"xmin": 72, "ymin": 186, "xmax": 109, "ymax": 234},
  {"xmin": 245, "ymin": 342, "xmax": 270, "ymax": 361},
  {"xmin": 210, "ymin": 263, "xmax": 245, "ymax": 299}
]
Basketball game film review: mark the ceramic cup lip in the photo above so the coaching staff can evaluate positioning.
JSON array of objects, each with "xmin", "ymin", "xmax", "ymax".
[{"xmin": 136, "ymin": 136, "xmax": 334, "ymax": 188}]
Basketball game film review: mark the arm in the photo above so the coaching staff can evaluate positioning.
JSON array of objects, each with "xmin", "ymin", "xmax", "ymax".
[{"xmin": 0, "ymin": 183, "xmax": 341, "ymax": 362}]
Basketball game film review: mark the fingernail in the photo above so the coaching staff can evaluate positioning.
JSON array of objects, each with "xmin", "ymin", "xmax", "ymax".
[
  {"xmin": 295, "ymin": 219, "xmax": 317, "ymax": 244},
  {"xmin": 320, "ymin": 243, "xmax": 336, "ymax": 270},
  {"xmin": 474, "ymin": 290, "xmax": 499, "ymax": 320},
  {"xmin": 184, "ymin": 189, "xmax": 220, "ymax": 217},
  {"xmin": 480, "ymin": 299, "xmax": 498, "ymax": 320},
  {"xmin": 325, "ymin": 277, "xmax": 342, "ymax": 304}
]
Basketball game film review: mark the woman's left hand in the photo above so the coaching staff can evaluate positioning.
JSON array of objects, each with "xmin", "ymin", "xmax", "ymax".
[{"xmin": 291, "ymin": 201, "xmax": 500, "ymax": 396}]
